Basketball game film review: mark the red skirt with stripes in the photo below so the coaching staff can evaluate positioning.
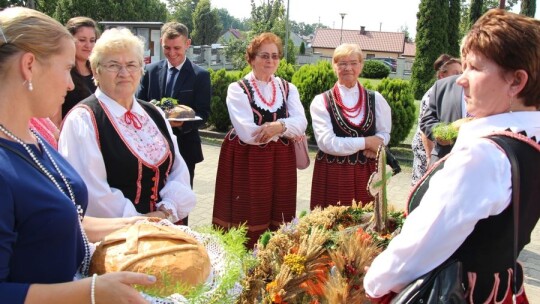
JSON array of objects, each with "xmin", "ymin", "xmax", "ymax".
[
  {"xmin": 212, "ymin": 133, "xmax": 297, "ymax": 248},
  {"xmin": 310, "ymin": 154, "xmax": 376, "ymax": 209}
]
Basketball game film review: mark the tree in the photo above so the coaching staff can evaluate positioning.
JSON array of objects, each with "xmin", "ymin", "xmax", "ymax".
[
  {"xmin": 224, "ymin": 38, "xmax": 250, "ymax": 70},
  {"xmin": 399, "ymin": 25, "xmax": 412, "ymax": 42},
  {"xmin": 448, "ymin": 0, "xmax": 461, "ymax": 57},
  {"xmin": 469, "ymin": 0, "xmax": 484, "ymax": 27},
  {"xmin": 299, "ymin": 41, "xmax": 305, "ymax": 55},
  {"xmin": 191, "ymin": 0, "xmax": 222, "ymax": 45},
  {"xmin": 520, "ymin": 0, "xmax": 536, "ymax": 17},
  {"xmin": 460, "ymin": 0, "xmax": 518, "ymax": 38},
  {"xmin": 54, "ymin": 0, "xmax": 167, "ymax": 24},
  {"xmin": 216, "ymin": 8, "xmax": 249, "ymax": 31},
  {"xmin": 410, "ymin": 0, "xmax": 449, "ymax": 99},
  {"xmin": 35, "ymin": 0, "xmax": 58, "ymax": 16},
  {"xmin": 168, "ymin": 0, "xmax": 199, "ymax": 29},
  {"xmin": 250, "ymin": 0, "xmax": 285, "ymax": 38}
]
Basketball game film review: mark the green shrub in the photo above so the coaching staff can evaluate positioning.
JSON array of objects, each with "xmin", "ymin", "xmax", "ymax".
[
  {"xmin": 209, "ymin": 69, "xmax": 238, "ymax": 132},
  {"xmin": 361, "ymin": 79, "xmax": 375, "ymax": 90},
  {"xmin": 375, "ymin": 78, "xmax": 416, "ymax": 146},
  {"xmin": 275, "ymin": 59, "xmax": 295, "ymax": 82},
  {"xmin": 291, "ymin": 60, "xmax": 337, "ymax": 138},
  {"xmin": 238, "ymin": 59, "xmax": 295, "ymax": 82},
  {"xmin": 361, "ymin": 60, "xmax": 390, "ymax": 79}
]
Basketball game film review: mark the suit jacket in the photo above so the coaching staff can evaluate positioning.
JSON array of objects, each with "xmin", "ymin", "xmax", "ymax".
[
  {"xmin": 419, "ymin": 75, "xmax": 463, "ymax": 163},
  {"xmin": 137, "ymin": 58, "xmax": 211, "ymax": 165}
]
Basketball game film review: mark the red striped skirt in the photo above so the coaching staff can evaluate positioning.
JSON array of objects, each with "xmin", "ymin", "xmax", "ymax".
[
  {"xmin": 212, "ymin": 133, "xmax": 297, "ymax": 248},
  {"xmin": 310, "ymin": 153, "xmax": 376, "ymax": 209}
]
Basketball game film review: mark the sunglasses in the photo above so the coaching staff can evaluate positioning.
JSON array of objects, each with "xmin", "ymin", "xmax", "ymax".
[{"xmin": 257, "ymin": 53, "xmax": 280, "ymax": 60}]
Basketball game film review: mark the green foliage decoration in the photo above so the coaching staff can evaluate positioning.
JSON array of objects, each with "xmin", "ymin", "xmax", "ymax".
[
  {"xmin": 361, "ymin": 60, "xmax": 390, "ymax": 79},
  {"xmin": 375, "ymin": 78, "xmax": 416, "ymax": 146},
  {"xmin": 291, "ymin": 60, "xmax": 337, "ymax": 139},
  {"xmin": 432, "ymin": 122, "xmax": 459, "ymax": 143}
]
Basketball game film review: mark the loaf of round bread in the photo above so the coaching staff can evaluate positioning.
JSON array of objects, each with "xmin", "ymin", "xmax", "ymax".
[
  {"xmin": 89, "ymin": 222, "xmax": 211, "ymax": 297},
  {"xmin": 166, "ymin": 104, "xmax": 196, "ymax": 119}
]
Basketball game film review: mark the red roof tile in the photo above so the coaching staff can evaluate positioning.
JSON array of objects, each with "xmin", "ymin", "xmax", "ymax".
[
  {"xmin": 312, "ymin": 28, "xmax": 405, "ymax": 54},
  {"xmin": 403, "ymin": 42, "xmax": 416, "ymax": 57}
]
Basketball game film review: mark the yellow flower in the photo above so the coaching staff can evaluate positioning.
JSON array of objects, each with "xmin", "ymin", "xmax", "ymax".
[
  {"xmin": 266, "ymin": 281, "xmax": 278, "ymax": 292},
  {"xmin": 283, "ymin": 253, "xmax": 306, "ymax": 274}
]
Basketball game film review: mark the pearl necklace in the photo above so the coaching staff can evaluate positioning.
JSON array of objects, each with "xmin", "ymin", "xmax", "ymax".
[
  {"xmin": 0, "ymin": 124, "xmax": 91, "ymax": 276},
  {"xmin": 250, "ymin": 76, "xmax": 277, "ymax": 108}
]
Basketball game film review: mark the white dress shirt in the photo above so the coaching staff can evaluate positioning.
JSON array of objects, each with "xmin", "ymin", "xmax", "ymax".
[
  {"xmin": 227, "ymin": 72, "xmax": 307, "ymax": 145},
  {"xmin": 58, "ymin": 88, "xmax": 196, "ymax": 221},
  {"xmin": 364, "ymin": 111, "xmax": 540, "ymax": 298},
  {"xmin": 310, "ymin": 83, "xmax": 392, "ymax": 156}
]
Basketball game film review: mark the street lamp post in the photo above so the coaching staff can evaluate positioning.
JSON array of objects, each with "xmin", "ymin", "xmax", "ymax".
[
  {"xmin": 284, "ymin": 0, "xmax": 290, "ymax": 62},
  {"xmin": 339, "ymin": 13, "xmax": 347, "ymax": 45}
]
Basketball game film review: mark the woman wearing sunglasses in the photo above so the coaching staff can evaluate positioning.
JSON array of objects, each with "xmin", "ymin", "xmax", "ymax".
[{"xmin": 212, "ymin": 32, "xmax": 307, "ymax": 248}]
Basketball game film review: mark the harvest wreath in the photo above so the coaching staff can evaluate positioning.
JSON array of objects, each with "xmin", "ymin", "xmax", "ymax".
[
  {"xmin": 237, "ymin": 204, "xmax": 404, "ymax": 304},
  {"xmin": 237, "ymin": 146, "xmax": 405, "ymax": 304}
]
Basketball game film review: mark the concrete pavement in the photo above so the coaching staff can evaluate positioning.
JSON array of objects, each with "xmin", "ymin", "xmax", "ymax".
[{"xmin": 189, "ymin": 142, "xmax": 540, "ymax": 300}]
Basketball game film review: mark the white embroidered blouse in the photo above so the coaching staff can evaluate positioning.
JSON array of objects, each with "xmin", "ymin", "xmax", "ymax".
[
  {"xmin": 58, "ymin": 88, "xmax": 195, "ymax": 221},
  {"xmin": 310, "ymin": 83, "xmax": 392, "ymax": 156},
  {"xmin": 226, "ymin": 72, "xmax": 307, "ymax": 145}
]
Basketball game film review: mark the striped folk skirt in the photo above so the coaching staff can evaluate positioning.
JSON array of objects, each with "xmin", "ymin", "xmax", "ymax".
[
  {"xmin": 310, "ymin": 152, "xmax": 377, "ymax": 209},
  {"xmin": 212, "ymin": 133, "xmax": 297, "ymax": 249}
]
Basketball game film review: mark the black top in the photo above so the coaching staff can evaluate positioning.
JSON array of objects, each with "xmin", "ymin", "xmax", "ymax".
[
  {"xmin": 79, "ymin": 95, "xmax": 175, "ymax": 214},
  {"xmin": 63, "ymin": 64, "xmax": 97, "ymax": 118}
]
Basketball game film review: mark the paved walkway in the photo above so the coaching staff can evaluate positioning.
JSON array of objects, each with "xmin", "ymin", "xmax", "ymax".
[{"xmin": 189, "ymin": 142, "xmax": 540, "ymax": 300}]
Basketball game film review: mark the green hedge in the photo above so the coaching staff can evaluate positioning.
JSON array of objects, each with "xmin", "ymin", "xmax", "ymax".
[
  {"xmin": 361, "ymin": 60, "xmax": 390, "ymax": 79},
  {"xmin": 375, "ymin": 78, "xmax": 416, "ymax": 146},
  {"xmin": 291, "ymin": 60, "xmax": 337, "ymax": 138},
  {"xmin": 208, "ymin": 69, "xmax": 240, "ymax": 132}
]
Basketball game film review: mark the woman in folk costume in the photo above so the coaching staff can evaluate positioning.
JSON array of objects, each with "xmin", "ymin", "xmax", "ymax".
[
  {"xmin": 212, "ymin": 33, "xmax": 307, "ymax": 248},
  {"xmin": 59, "ymin": 28, "xmax": 195, "ymax": 223},
  {"xmin": 364, "ymin": 10, "xmax": 540, "ymax": 303},
  {"xmin": 310, "ymin": 43, "xmax": 392, "ymax": 209}
]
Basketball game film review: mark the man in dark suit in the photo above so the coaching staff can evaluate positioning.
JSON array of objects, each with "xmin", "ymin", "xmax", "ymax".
[
  {"xmin": 420, "ymin": 74, "xmax": 465, "ymax": 166},
  {"xmin": 137, "ymin": 22, "xmax": 211, "ymax": 191}
]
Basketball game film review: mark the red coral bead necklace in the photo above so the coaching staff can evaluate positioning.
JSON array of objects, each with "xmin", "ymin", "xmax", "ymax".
[
  {"xmin": 250, "ymin": 75, "xmax": 277, "ymax": 108},
  {"xmin": 333, "ymin": 82, "xmax": 365, "ymax": 119}
]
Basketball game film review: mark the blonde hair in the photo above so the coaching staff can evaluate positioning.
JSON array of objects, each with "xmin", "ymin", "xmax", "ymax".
[
  {"xmin": 332, "ymin": 43, "xmax": 364, "ymax": 64},
  {"xmin": 89, "ymin": 27, "xmax": 145, "ymax": 84},
  {"xmin": 0, "ymin": 7, "xmax": 72, "ymax": 77}
]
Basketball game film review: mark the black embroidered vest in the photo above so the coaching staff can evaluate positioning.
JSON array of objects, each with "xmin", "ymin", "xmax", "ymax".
[
  {"xmin": 237, "ymin": 78, "xmax": 289, "ymax": 125},
  {"xmin": 408, "ymin": 133, "xmax": 540, "ymax": 295},
  {"xmin": 79, "ymin": 96, "xmax": 175, "ymax": 214},
  {"xmin": 315, "ymin": 88, "xmax": 376, "ymax": 164}
]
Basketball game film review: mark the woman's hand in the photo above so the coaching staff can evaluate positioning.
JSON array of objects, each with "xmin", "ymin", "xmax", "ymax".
[
  {"xmin": 364, "ymin": 136, "xmax": 384, "ymax": 159},
  {"xmin": 252, "ymin": 122, "xmax": 285, "ymax": 143},
  {"xmin": 94, "ymin": 272, "xmax": 156, "ymax": 304}
]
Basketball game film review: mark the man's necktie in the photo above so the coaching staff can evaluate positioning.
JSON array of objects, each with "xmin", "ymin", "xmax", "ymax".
[{"xmin": 165, "ymin": 67, "xmax": 178, "ymax": 97}]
